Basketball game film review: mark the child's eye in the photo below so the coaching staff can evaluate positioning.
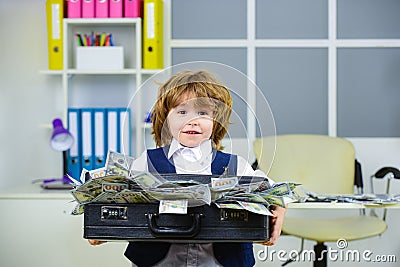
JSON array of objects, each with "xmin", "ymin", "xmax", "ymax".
[
  {"xmin": 198, "ymin": 111, "xmax": 208, "ymax": 116},
  {"xmin": 177, "ymin": 110, "xmax": 186, "ymax": 115}
]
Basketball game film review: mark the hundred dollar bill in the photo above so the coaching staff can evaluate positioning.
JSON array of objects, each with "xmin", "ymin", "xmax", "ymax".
[
  {"xmin": 89, "ymin": 167, "xmax": 107, "ymax": 179},
  {"xmin": 133, "ymin": 172, "xmax": 166, "ymax": 189},
  {"xmin": 253, "ymin": 180, "xmax": 272, "ymax": 192},
  {"xmin": 113, "ymin": 193, "xmax": 128, "ymax": 203},
  {"xmin": 287, "ymin": 182, "xmax": 302, "ymax": 191},
  {"xmin": 75, "ymin": 180, "xmax": 102, "ymax": 197},
  {"xmin": 116, "ymin": 189, "xmax": 151, "ymax": 203},
  {"xmin": 105, "ymin": 150, "xmax": 134, "ymax": 177},
  {"xmin": 214, "ymin": 202, "xmax": 243, "ymax": 210},
  {"xmin": 211, "ymin": 177, "xmax": 238, "ymax": 191},
  {"xmin": 71, "ymin": 203, "xmax": 85, "ymax": 215},
  {"xmin": 71, "ymin": 190, "xmax": 95, "ymax": 204},
  {"xmin": 222, "ymin": 192, "xmax": 269, "ymax": 204},
  {"xmin": 147, "ymin": 184, "xmax": 211, "ymax": 206},
  {"xmin": 102, "ymin": 182, "xmax": 129, "ymax": 193},
  {"xmin": 95, "ymin": 175, "xmax": 130, "ymax": 184},
  {"xmin": 93, "ymin": 192, "xmax": 116, "ymax": 203},
  {"xmin": 159, "ymin": 199, "xmax": 188, "ymax": 214},
  {"xmin": 238, "ymin": 201, "xmax": 273, "ymax": 216},
  {"xmin": 264, "ymin": 183, "xmax": 292, "ymax": 196},
  {"xmin": 258, "ymin": 194, "xmax": 286, "ymax": 208}
]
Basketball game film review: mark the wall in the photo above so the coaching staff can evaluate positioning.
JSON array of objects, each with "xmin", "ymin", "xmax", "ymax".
[{"xmin": 0, "ymin": 0, "xmax": 62, "ymax": 190}]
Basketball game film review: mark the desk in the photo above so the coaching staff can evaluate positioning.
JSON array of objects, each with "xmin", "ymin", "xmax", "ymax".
[
  {"xmin": 0, "ymin": 184, "xmax": 131, "ymax": 267},
  {"xmin": 287, "ymin": 201, "xmax": 400, "ymax": 209}
]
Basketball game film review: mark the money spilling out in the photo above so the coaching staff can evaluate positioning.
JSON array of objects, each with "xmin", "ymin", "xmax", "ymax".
[{"xmin": 70, "ymin": 151, "xmax": 301, "ymax": 242}]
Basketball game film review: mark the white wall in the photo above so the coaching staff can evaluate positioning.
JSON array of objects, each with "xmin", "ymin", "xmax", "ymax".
[{"xmin": 0, "ymin": 0, "xmax": 63, "ymax": 190}]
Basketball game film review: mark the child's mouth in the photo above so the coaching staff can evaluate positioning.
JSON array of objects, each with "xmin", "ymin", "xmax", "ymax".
[{"xmin": 183, "ymin": 131, "xmax": 201, "ymax": 135}]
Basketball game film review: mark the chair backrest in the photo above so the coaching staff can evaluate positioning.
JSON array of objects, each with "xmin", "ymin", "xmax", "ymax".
[{"xmin": 253, "ymin": 134, "xmax": 356, "ymax": 194}]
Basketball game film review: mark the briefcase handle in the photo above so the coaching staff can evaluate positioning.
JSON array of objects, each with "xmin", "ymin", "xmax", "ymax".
[{"xmin": 146, "ymin": 213, "xmax": 202, "ymax": 238}]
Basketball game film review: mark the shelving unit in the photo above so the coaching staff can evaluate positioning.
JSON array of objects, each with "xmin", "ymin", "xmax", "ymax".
[{"xmin": 43, "ymin": 18, "xmax": 163, "ymax": 157}]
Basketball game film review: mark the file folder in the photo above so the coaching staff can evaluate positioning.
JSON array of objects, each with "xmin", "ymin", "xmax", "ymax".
[
  {"xmin": 124, "ymin": 0, "xmax": 141, "ymax": 18},
  {"xmin": 96, "ymin": 0, "xmax": 109, "ymax": 18},
  {"xmin": 109, "ymin": 0, "xmax": 123, "ymax": 18},
  {"xmin": 107, "ymin": 108, "xmax": 120, "ymax": 153},
  {"xmin": 68, "ymin": 0, "xmax": 81, "ymax": 18},
  {"xmin": 143, "ymin": 0, "xmax": 163, "ymax": 69},
  {"xmin": 67, "ymin": 108, "xmax": 82, "ymax": 180},
  {"xmin": 82, "ymin": 0, "xmax": 95, "ymax": 18},
  {"xmin": 46, "ymin": 0, "xmax": 64, "ymax": 70},
  {"xmin": 81, "ymin": 108, "xmax": 94, "ymax": 171},
  {"xmin": 93, "ymin": 108, "xmax": 107, "ymax": 169},
  {"xmin": 118, "ymin": 108, "xmax": 132, "ymax": 155}
]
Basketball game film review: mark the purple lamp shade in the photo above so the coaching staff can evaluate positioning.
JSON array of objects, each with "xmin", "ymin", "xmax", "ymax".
[{"xmin": 50, "ymin": 118, "xmax": 74, "ymax": 152}]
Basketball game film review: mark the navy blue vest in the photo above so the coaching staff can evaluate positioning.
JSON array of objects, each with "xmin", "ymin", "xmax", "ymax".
[{"xmin": 124, "ymin": 147, "xmax": 255, "ymax": 267}]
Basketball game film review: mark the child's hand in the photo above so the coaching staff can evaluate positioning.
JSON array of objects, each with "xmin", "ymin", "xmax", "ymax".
[
  {"xmin": 88, "ymin": 239, "xmax": 107, "ymax": 246},
  {"xmin": 259, "ymin": 205, "xmax": 286, "ymax": 246}
]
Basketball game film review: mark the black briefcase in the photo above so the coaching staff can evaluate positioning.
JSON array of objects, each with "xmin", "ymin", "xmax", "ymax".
[
  {"xmin": 83, "ymin": 174, "xmax": 271, "ymax": 242},
  {"xmin": 84, "ymin": 203, "xmax": 270, "ymax": 242}
]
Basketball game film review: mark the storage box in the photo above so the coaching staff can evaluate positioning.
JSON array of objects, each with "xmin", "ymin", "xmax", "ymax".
[{"xmin": 76, "ymin": 46, "xmax": 124, "ymax": 70}]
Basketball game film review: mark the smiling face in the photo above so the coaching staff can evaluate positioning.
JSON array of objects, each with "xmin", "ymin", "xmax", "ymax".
[{"xmin": 166, "ymin": 93, "xmax": 214, "ymax": 148}]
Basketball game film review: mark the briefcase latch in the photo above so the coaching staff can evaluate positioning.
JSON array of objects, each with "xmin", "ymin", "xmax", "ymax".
[
  {"xmin": 101, "ymin": 206, "xmax": 128, "ymax": 220},
  {"xmin": 220, "ymin": 209, "xmax": 249, "ymax": 222}
]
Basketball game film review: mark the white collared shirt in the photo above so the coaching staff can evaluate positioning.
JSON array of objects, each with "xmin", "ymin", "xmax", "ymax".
[
  {"xmin": 130, "ymin": 138, "xmax": 273, "ymax": 267},
  {"xmin": 131, "ymin": 138, "xmax": 273, "ymax": 182}
]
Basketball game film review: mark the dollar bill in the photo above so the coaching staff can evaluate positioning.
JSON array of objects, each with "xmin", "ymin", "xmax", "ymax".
[
  {"xmin": 92, "ymin": 192, "xmax": 116, "ymax": 203},
  {"xmin": 102, "ymin": 182, "xmax": 129, "ymax": 193},
  {"xmin": 259, "ymin": 194, "xmax": 286, "ymax": 208},
  {"xmin": 159, "ymin": 199, "xmax": 188, "ymax": 214},
  {"xmin": 214, "ymin": 202, "xmax": 243, "ymax": 210},
  {"xmin": 222, "ymin": 192, "xmax": 269, "ymax": 204},
  {"xmin": 253, "ymin": 181, "xmax": 272, "ymax": 192},
  {"xmin": 89, "ymin": 167, "xmax": 107, "ymax": 179},
  {"xmin": 71, "ymin": 190, "xmax": 95, "ymax": 204},
  {"xmin": 238, "ymin": 201, "xmax": 273, "ymax": 216},
  {"xmin": 105, "ymin": 150, "xmax": 134, "ymax": 177},
  {"xmin": 287, "ymin": 182, "xmax": 302, "ymax": 191},
  {"xmin": 264, "ymin": 183, "xmax": 292, "ymax": 196},
  {"xmin": 75, "ymin": 180, "xmax": 102, "ymax": 197},
  {"xmin": 133, "ymin": 172, "xmax": 166, "ymax": 189},
  {"xmin": 211, "ymin": 177, "xmax": 238, "ymax": 191},
  {"xmin": 71, "ymin": 203, "xmax": 85, "ymax": 215},
  {"xmin": 116, "ymin": 189, "xmax": 151, "ymax": 203},
  {"xmin": 147, "ymin": 184, "xmax": 211, "ymax": 206},
  {"xmin": 96, "ymin": 175, "xmax": 130, "ymax": 184}
]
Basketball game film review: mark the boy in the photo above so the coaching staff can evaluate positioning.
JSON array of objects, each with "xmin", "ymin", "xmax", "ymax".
[{"xmin": 90, "ymin": 70, "xmax": 285, "ymax": 267}]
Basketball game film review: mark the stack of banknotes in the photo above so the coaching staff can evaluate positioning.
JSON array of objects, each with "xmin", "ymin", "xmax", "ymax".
[{"xmin": 70, "ymin": 151, "xmax": 300, "ymax": 216}]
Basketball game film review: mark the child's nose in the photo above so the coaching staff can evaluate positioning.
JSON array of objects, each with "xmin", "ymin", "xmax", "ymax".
[
  {"xmin": 187, "ymin": 120, "xmax": 199, "ymax": 126},
  {"xmin": 186, "ymin": 116, "xmax": 200, "ymax": 126}
]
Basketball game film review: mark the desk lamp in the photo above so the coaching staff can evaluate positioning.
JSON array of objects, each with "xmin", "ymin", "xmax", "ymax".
[{"xmin": 42, "ymin": 118, "xmax": 74, "ymax": 188}]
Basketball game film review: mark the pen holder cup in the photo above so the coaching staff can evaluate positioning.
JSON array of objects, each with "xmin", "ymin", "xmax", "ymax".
[{"xmin": 76, "ymin": 47, "xmax": 124, "ymax": 70}]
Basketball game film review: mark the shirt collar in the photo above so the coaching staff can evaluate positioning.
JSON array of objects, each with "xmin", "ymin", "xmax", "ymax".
[{"xmin": 168, "ymin": 138, "xmax": 212, "ymax": 161}]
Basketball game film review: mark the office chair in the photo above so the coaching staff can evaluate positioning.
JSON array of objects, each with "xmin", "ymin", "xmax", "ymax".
[
  {"xmin": 253, "ymin": 134, "xmax": 387, "ymax": 267},
  {"xmin": 370, "ymin": 166, "xmax": 400, "ymax": 220}
]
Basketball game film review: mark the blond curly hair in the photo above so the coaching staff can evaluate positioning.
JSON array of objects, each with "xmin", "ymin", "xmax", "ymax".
[{"xmin": 151, "ymin": 70, "xmax": 232, "ymax": 150}]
